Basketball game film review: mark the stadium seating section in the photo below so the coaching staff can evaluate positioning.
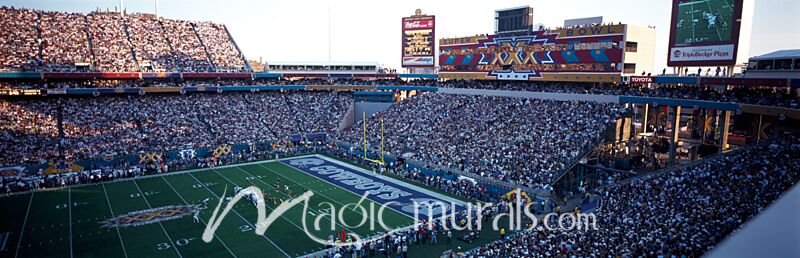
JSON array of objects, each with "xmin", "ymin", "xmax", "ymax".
[
  {"xmin": 339, "ymin": 93, "xmax": 626, "ymax": 188},
  {"xmin": 0, "ymin": 7, "xmax": 246, "ymax": 72},
  {"xmin": 465, "ymin": 136, "xmax": 800, "ymax": 257},
  {"xmin": 0, "ymin": 91, "xmax": 351, "ymax": 166}
]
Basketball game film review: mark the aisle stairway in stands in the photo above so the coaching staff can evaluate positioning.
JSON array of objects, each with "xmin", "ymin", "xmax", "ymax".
[
  {"xmin": 34, "ymin": 12, "xmax": 44, "ymax": 64},
  {"xmin": 56, "ymin": 99, "xmax": 65, "ymax": 160},
  {"xmin": 242, "ymin": 93, "xmax": 281, "ymax": 141},
  {"xmin": 82, "ymin": 15, "xmax": 98, "ymax": 72},
  {"xmin": 190, "ymin": 22, "xmax": 217, "ymax": 72},
  {"xmin": 325, "ymin": 92, "xmax": 343, "ymax": 134},
  {"xmin": 128, "ymin": 95, "xmax": 148, "ymax": 136},
  {"xmin": 280, "ymin": 93, "xmax": 307, "ymax": 134},
  {"xmin": 197, "ymin": 113, "xmax": 218, "ymax": 140},
  {"xmin": 551, "ymin": 109, "xmax": 632, "ymax": 185},
  {"xmin": 157, "ymin": 19, "xmax": 179, "ymax": 71},
  {"xmin": 121, "ymin": 19, "xmax": 143, "ymax": 72}
]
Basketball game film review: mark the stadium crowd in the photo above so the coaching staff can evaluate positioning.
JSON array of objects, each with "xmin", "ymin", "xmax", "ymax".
[
  {"xmin": 39, "ymin": 10, "xmax": 94, "ymax": 72},
  {"xmin": 126, "ymin": 14, "xmax": 176, "ymax": 72},
  {"xmin": 5, "ymin": 77, "xmax": 794, "ymax": 109},
  {"xmin": 193, "ymin": 21, "xmax": 246, "ymax": 72},
  {"xmin": 0, "ymin": 6, "xmax": 246, "ymax": 73},
  {"xmin": 438, "ymin": 80, "xmax": 799, "ymax": 109},
  {"xmin": 0, "ymin": 98, "xmax": 61, "ymax": 166},
  {"xmin": 86, "ymin": 12, "xmax": 139, "ymax": 72},
  {"xmin": 464, "ymin": 135, "xmax": 800, "ymax": 257},
  {"xmin": 0, "ymin": 91, "xmax": 352, "ymax": 166},
  {"xmin": 0, "ymin": 7, "xmax": 40, "ymax": 72},
  {"xmin": 338, "ymin": 93, "xmax": 626, "ymax": 188},
  {"xmin": 1, "ymin": 5, "xmax": 798, "ymax": 258},
  {"xmin": 160, "ymin": 18, "xmax": 216, "ymax": 72}
]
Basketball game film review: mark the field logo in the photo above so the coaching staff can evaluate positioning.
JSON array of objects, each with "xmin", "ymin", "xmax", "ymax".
[{"xmin": 100, "ymin": 205, "xmax": 199, "ymax": 228}]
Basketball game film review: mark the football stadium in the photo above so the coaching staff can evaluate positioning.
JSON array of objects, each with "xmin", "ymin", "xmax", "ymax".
[{"xmin": 0, "ymin": 0, "xmax": 799, "ymax": 257}]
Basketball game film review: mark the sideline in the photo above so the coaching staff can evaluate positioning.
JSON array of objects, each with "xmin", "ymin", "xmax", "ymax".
[{"xmin": 0, "ymin": 156, "xmax": 287, "ymax": 198}]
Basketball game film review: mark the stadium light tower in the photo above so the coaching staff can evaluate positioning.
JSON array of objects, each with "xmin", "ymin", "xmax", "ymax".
[
  {"xmin": 119, "ymin": 0, "xmax": 125, "ymax": 17},
  {"xmin": 155, "ymin": 0, "xmax": 159, "ymax": 18}
]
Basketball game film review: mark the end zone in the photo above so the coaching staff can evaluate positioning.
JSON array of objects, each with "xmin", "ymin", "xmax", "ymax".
[{"xmin": 281, "ymin": 154, "xmax": 466, "ymax": 219}]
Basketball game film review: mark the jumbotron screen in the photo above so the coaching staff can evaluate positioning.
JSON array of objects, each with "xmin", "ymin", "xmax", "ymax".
[
  {"xmin": 674, "ymin": 0, "xmax": 735, "ymax": 45},
  {"xmin": 667, "ymin": 0, "xmax": 744, "ymax": 66}
]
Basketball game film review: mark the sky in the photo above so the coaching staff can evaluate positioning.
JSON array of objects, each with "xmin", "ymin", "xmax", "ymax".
[{"xmin": 3, "ymin": 0, "xmax": 799, "ymax": 72}]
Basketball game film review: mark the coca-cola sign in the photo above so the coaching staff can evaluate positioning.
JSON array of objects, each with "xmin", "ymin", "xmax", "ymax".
[{"xmin": 403, "ymin": 19, "xmax": 434, "ymax": 30}]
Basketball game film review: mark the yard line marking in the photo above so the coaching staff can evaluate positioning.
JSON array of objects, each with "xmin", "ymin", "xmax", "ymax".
[
  {"xmin": 186, "ymin": 173, "xmax": 291, "ymax": 258},
  {"xmin": 678, "ymin": 0, "xmax": 710, "ymax": 6},
  {"xmin": 229, "ymin": 166, "xmax": 354, "ymax": 231},
  {"xmin": 13, "ymin": 192, "xmax": 34, "ymax": 258},
  {"xmin": 252, "ymin": 163, "xmax": 387, "ymax": 223},
  {"xmin": 212, "ymin": 169, "xmax": 309, "ymax": 232},
  {"xmin": 68, "ymin": 188, "xmax": 74, "ymax": 258},
  {"xmin": 0, "ymin": 232, "xmax": 9, "ymax": 252},
  {"xmin": 131, "ymin": 180, "xmax": 184, "ymax": 258},
  {"xmin": 236, "ymin": 166, "xmax": 360, "ymax": 218},
  {"xmin": 101, "ymin": 184, "xmax": 129, "ymax": 258},
  {"xmin": 722, "ymin": 0, "xmax": 733, "ymax": 10},
  {"xmin": 159, "ymin": 176, "xmax": 238, "ymax": 258},
  {"xmin": 267, "ymin": 157, "xmax": 435, "ymax": 258},
  {"xmin": 691, "ymin": 3, "xmax": 696, "ymax": 42}
]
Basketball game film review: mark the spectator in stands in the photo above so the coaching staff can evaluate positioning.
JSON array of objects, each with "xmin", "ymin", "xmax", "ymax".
[
  {"xmin": 0, "ymin": 91, "xmax": 351, "ymax": 165},
  {"xmin": 465, "ymin": 135, "xmax": 800, "ymax": 257},
  {"xmin": 161, "ymin": 19, "xmax": 214, "ymax": 72},
  {"xmin": 86, "ymin": 12, "xmax": 138, "ymax": 72},
  {"xmin": 193, "ymin": 21, "xmax": 246, "ymax": 72},
  {"xmin": 338, "ymin": 93, "xmax": 626, "ymax": 188},
  {"xmin": 126, "ymin": 14, "xmax": 177, "ymax": 72},
  {"xmin": 0, "ymin": 7, "xmax": 40, "ymax": 72}
]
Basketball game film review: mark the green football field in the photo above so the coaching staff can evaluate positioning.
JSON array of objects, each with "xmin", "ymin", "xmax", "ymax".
[
  {"xmin": 674, "ymin": 0, "xmax": 735, "ymax": 44},
  {"xmin": 0, "ymin": 156, "xmax": 517, "ymax": 258},
  {"xmin": 0, "ymin": 159, "xmax": 419, "ymax": 258}
]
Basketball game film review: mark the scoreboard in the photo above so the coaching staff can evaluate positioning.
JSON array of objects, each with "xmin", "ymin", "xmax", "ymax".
[{"xmin": 401, "ymin": 12, "xmax": 435, "ymax": 68}]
